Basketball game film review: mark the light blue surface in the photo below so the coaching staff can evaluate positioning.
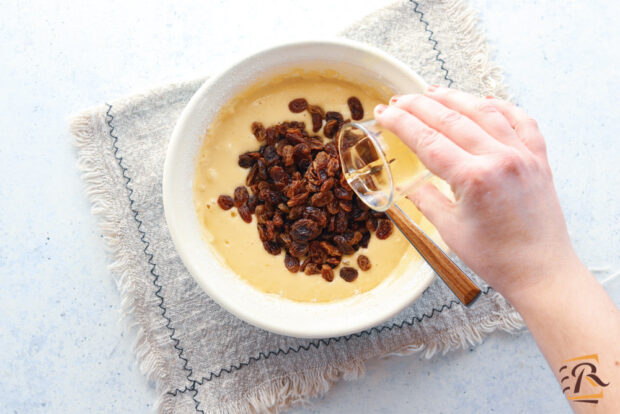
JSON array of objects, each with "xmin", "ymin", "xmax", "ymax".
[{"xmin": 0, "ymin": 1, "xmax": 618, "ymax": 413}]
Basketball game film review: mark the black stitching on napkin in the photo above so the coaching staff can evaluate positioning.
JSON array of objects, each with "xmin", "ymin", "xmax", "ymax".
[
  {"xmin": 105, "ymin": 105, "xmax": 195, "ymax": 389},
  {"xmin": 411, "ymin": 0, "xmax": 454, "ymax": 86},
  {"xmin": 191, "ymin": 287, "xmax": 492, "ymax": 386}
]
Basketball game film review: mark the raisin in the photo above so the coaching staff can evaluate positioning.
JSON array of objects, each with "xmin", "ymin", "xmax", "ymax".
[
  {"xmin": 313, "ymin": 151, "xmax": 329, "ymax": 173},
  {"xmin": 251, "ymin": 122, "xmax": 266, "ymax": 141},
  {"xmin": 347, "ymin": 97, "xmax": 364, "ymax": 120},
  {"xmin": 297, "ymin": 158, "xmax": 311, "ymax": 173},
  {"xmin": 334, "ymin": 186, "xmax": 352, "ymax": 200},
  {"xmin": 308, "ymin": 104, "xmax": 325, "ymax": 118},
  {"xmin": 245, "ymin": 163, "xmax": 259, "ymax": 186},
  {"xmin": 324, "ymin": 142, "xmax": 338, "ymax": 158},
  {"xmin": 247, "ymin": 195, "xmax": 258, "ymax": 213},
  {"xmin": 360, "ymin": 232, "xmax": 371, "ymax": 249},
  {"xmin": 259, "ymin": 188, "xmax": 280, "ymax": 205},
  {"xmin": 325, "ymin": 111, "xmax": 344, "ymax": 123},
  {"xmin": 355, "ymin": 197, "xmax": 370, "ymax": 210},
  {"xmin": 306, "ymin": 137, "xmax": 324, "ymax": 151},
  {"xmin": 288, "ymin": 205, "xmax": 305, "ymax": 220},
  {"xmin": 266, "ymin": 126, "xmax": 278, "ymax": 145},
  {"xmin": 334, "ymin": 211, "xmax": 348, "ymax": 234},
  {"xmin": 217, "ymin": 195, "xmax": 234, "ymax": 210},
  {"xmin": 263, "ymin": 145, "xmax": 280, "ymax": 165},
  {"xmin": 326, "ymin": 256, "xmax": 341, "ymax": 268},
  {"xmin": 289, "ymin": 241, "xmax": 309, "ymax": 257},
  {"xmin": 263, "ymin": 240, "xmax": 281, "ymax": 255},
  {"xmin": 339, "ymin": 173, "xmax": 352, "ymax": 191},
  {"xmin": 269, "ymin": 165, "xmax": 289, "ymax": 188},
  {"xmin": 287, "ymin": 191, "xmax": 309, "ymax": 207},
  {"xmin": 285, "ymin": 128, "xmax": 304, "ymax": 145},
  {"xmin": 311, "ymin": 112, "xmax": 322, "ymax": 132},
  {"xmin": 310, "ymin": 191, "xmax": 333, "ymax": 207},
  {"xmin": 299, "ymin": 257, "xmax": 311, "ymax": 271},
  {"xmin": 327, "ymin": 158, "xmax": 340, "ymax": 177},
  {"xmin": 282, "ymin": 145, "xmax": 295, "ymax": 166},
  {"xmin": 345, "ymin": 230, "xmax": 363, "ymax": 245},
  {"xmin": 327, "ymin": 200, "xmax": 340, "ymax": 215},
  {"xmin": 303, "ymin": 206, "xmax": 327, "ymax": 228},
  {"xmin": 256, "ymin": 159, "xmax": 268, "ymax": 181},
  {"xmin": 339, "ymin": 200, "xmax": 353, "ymax": 213},
  {"xmin": 323, "ymin": 119, "xmax": 339, "ymax": 139},
  {"xmin": 334, "ymin": 235, "xmax": 355, "ymax": 255},
  {"xmin": 284, "ymin": 253, "xmax": 300, "ymax": 273},
  {"xmin": 273, "ymin": 211, "xmax": 284, "ymax": 227},
  {"xmin": 321, "ymin": 265, "xmax": 334, "ymax": 282},
  {"xmin": 238, "ymin": 153, "xmax": 257, "ymax": 168},
  {"xmin": 255, "ymin": 205, "xmax": 271, "ymax": 223},
  {"xmin": 339, "ymin": 266, "xmax": 358, "ymax": 282},
  {"xmin": 308, "ymin": 241, "xmax": 327, "ymax": 264},
  {"xmin": 291, "ymin": 218, "xmax": 321, "ymax": 242},
  {"xmin": 293, "ymin": 142, "xmax": 311, "ymax": 161},
  {"xmin": 257, "ymin": 224, "xmax": 269, "ymax": 241},
  {"xmin": 288, "ymin": 98, "xmax": 308, "ymax": 113},
  {"xmin": 319, "ymin": 241, "xmax": 341, "ymax": 257},
  {"xmin": 289, "ymin": 121, "xmax": 306, "ymax": 130},
  {"xmin": 365, "ymin": 218, "xmax": 378, "ymax": 232},
  {"xmin": 278, "ymin": 233, "xmax": 292, "ymax": 248},
  {"xmin": 351, "ymin": 208, "xmax": 368, "ymax": 222},
  {"xmin": 233, "ymin": 186, "xmax": 249, "ymax": 208},
  {"xmin": 238, "ymin": 204, "xmax": 252, "ymax": 223},
  {"xmin": 320, "ymin": 178, "xmax": 336, "ymax": 193},
  {"xmin": 304, "ymin": 263, "xmax": 321, "ymax": 275},
  {"xmin": 357, "ymin": 254, "xmax": 371, "ymax": 271},
  {"xmin": 376, "ymin": 219, "xmax": 394, "ymax": 240},
  {"xmin": 285, "ymin": 179, "xmax": 305, "ymax": 198}
]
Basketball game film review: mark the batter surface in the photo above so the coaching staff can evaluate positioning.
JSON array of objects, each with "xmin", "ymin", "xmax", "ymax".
[{"xmin": 193, "ymin": 70, "xmax": 430, "ymax": 302}]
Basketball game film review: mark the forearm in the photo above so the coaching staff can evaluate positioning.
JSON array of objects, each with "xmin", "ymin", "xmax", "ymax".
[{"xmin": 507, "ymin": 256, "xmax": 620, "ymax": 412}]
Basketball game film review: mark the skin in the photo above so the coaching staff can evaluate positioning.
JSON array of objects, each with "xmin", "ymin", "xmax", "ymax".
[{"xmin": 375, "ymin": 86, "xmax": 620, "ymax": 413}]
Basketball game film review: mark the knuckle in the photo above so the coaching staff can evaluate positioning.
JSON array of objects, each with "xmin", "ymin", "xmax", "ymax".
[
  {"xmin": 438, "ymin": 109, "xmax": 462, "ymax": 127},
  {"xmin": 415, "ymin": 127, "xmax": 440, "ymax": 152},
  {"xmin": 495, "ymin": 150, "xmax": 524, "ymax": 176},
  {"xmin": 476, "ymin": 101, "xmax": 500, "ymax": 114},
  {"xmin": 460, "ymin": 165, "xmax": 490, "ymax": 194},
  {"xmin": 517, "ymin": 117, "xmax": 540, "ymax": 131}
]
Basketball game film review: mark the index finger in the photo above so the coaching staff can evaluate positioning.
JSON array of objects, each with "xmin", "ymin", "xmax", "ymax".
[{"xmin": 374, "ymin": 104, "xmax": 475, "ymax": 185}]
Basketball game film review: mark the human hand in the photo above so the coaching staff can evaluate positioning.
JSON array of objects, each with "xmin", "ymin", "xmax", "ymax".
[{"xmin": 374, "ymin": 87, "xmax": 578, "ymax": 302}]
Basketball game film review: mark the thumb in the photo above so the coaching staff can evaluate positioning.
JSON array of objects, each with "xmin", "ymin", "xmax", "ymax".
[{"xmin": 407, "ymin": 182, "xmax": 454, "ymax": 234}]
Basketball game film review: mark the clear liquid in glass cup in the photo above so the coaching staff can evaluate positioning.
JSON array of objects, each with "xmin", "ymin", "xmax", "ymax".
[{"xmin": 338, "ymin": 120, "xmax": 431, "ymax": 211}]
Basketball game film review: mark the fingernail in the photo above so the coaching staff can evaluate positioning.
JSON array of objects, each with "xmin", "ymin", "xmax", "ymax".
[
  {"xmin": 390, "ymin": 95, "xmax": 402, "ymax": 104},
  {"xmin": 426, "ymin": 84, "xmax": 440, "ymax": 93},
  {"xmin": 375, "ymin": 104, "xmax": 387, "ymax": 115}
]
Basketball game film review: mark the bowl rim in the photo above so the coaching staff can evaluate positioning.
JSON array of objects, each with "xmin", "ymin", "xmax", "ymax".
[{"xmin": 163, "ymin": 38, "xmax": 434, "ymax": 338}]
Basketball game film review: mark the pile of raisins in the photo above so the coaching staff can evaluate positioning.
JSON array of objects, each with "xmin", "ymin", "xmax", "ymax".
[{"xmin": 217, "ymin": 97, "xmax": 393, "ymax": 283}]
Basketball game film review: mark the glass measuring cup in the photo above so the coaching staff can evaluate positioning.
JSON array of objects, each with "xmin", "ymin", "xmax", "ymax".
[
  {"xmin": 338, "ymin": 120, "xmax": 431, "ymax": 211},
  {"xmin": 338, "ymin": 120, "xmax": 481, "ymax": 305}
]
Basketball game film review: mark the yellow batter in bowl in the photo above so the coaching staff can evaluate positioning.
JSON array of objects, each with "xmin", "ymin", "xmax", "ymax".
[{"xmin": 193, "ymin": 69, "xmax": 429, "ymax": 302}]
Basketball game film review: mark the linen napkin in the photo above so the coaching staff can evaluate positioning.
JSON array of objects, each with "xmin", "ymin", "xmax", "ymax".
[{"xmin": 70, "ymin": 1, "xmax": 523, "ymax": 412}]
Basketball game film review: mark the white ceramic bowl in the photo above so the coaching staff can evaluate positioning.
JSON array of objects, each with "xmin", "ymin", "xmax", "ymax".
[{"xmin": 163, "ymin": 39, "xmax": 434, "ymax": 338}]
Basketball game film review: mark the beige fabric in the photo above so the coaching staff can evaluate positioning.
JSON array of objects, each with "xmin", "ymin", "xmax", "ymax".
[{"xmin": 70, "ymin": 1, "xmax": 522, "ymax": 412}]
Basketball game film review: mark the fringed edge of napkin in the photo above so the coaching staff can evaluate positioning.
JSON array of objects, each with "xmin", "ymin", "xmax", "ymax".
[
  {"xmin": 212, "ymin": 300, "xmax": 523, "ymax": 414},
  {"xmin": 70, "ymin": 107, "xmax": 173, "ymax": 400},
  {"xmin": 69, "ymin": 0, "xmax": 526, "ymax": 412}
]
